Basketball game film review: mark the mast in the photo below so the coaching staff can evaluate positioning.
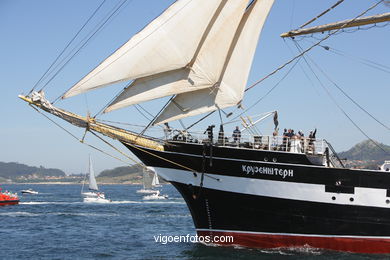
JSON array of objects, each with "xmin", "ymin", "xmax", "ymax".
[{"xmin": 281, "ymin": 12, "xmax": 390, "ymax": 38}]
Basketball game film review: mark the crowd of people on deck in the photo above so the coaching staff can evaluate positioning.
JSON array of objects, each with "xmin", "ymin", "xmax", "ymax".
[
  {"xmin": 164, "ymin": 122, "xmax": 318, "ymax": 153},
  {"xmin": 282, "ymin": 128, "xmax": 317, "ymax": 153}
]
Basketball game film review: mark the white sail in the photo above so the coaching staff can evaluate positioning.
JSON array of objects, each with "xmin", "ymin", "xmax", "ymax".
[
  {"xmin": 151, "ymin": 173, "xmax": 160, "ymax": 187},
  {"xmin": 155, "ymin": 0, "xmax": 275, "ymax": 124},
  {"xmin": 62, "ymin": 0, "xmax": 224, "ymax": 99},
  {"xmin": 104, "ymin": 0, "xmax": 249, "ymax": 112},
  {"xmin": 88, "ymin": 156, "xmax": 99, "ymax": 191},
  {"xmin": 142, "ymin": 168, "xmax": 153, "ymax": 190}
]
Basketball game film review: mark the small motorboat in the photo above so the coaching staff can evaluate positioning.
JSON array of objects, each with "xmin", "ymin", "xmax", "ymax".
[
  {"xmin": 136, "ymin": 189, "xmax": 159, "ymax": 194},
  {"xmin": 21, "ymin": 188, "xmax": 38, "ymax": 195},
  {"xmin": 143, "ymin": 190, "xmax": 168, "ymax": 200},
  {"xmin": 0, "ymin": 188, "xmax": 19, "ymax": 206},
  {"xmin": 83, "ymin": 192, "xmax": 111, "ymax": 203}
]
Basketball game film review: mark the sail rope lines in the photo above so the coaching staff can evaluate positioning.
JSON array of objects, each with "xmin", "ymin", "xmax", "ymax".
[
  {"xmin": 308, "ymin": 46, "xmax": 390, "ymax": 132},
  {"xmin": 44, "ymin": 0, "xmax": 132, "ymax": 103},
  {"xmin": 226, "ymin": 57, "xmax": 301, "ymax": 124},
  {"xmin": 28, "ymin": 103, "xmax": 144, "ymax": 168},
  {"xmin": 245, "ymin": 0, "xmax": 385, "ymax": 94},
  {"xmin": 292, "ymin": 41, "xmax": 390, "ymax": 155},
  {"xmin": 298, "ymin": 0, "xmax": 345, "ymax": 29},
  {"xmin": 92, "ymin": 124, "xmax": 220, "ymax": 181},
  {"xmin": 318, "ymin": 45, "xmax": 390, "ymax": 74},
  {"xmin": 217, "ymin": 0, "xmax": 386, "ymax": 127},
  {"xmin": 28, "ymin": 98, "xmax": 217, "ymax": 180},
  {"xmin": 123, "ymin": 141, "xmax": 220, "ymax": 182},
  {"xmin": 28, "ymin": 0, "xmax": 108, "ymax": 95},
  {"xmin": 61, "ymin": 0, "xmax": 197, "ymax": 99}
]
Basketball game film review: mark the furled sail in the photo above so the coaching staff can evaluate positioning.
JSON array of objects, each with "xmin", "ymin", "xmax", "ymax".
[
  {"xmin": 62, "ymin": 0, "xmax": 224, "ymax": 99},
  {"xmin": 88, "ymin": 156, "xmax": 99, "ymax": 191},
  {"xmin": 281, "ymin": 12, "xmax": 390, "ymax": 38},
  {"xmin": 104, "ymin": 0, "xmax": 249, "ymax": 112},
  {"xmin": 154, "ymin": 0, "xmax": 274, "ymax": 124}
]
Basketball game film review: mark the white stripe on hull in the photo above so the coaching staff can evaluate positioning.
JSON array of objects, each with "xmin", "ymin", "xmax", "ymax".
[{"xmin": 154, "ymin": 167, "xmax": 390, "ymax": 208}]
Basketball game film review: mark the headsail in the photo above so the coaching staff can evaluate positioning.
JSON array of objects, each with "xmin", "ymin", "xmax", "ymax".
[
  {"xmin": 88, "ymin": 156, "xmax": 99, "ymax": 191},
  {"xmin": 151, "ymin": 172, "xmax": 160, "ymax": 187},
  {"xmin": 62, "ymin": 0, "xmax": 224, "ymax": 99},
  {"xmin": 142, "ymin": 168, "xmax": 153, "ymax": 190},
  {"xmin": 154, "ymin": 0, "xmax": 275, "ymax": 124},
  {"xmin": 104, "ymin": 0, "xmax": 250, "ymax": 112}
]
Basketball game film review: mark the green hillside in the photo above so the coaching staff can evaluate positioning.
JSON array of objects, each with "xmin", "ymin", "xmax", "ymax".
[
  {"xmin": 0, "ymin": 162, "xmax": 66, "ymax": 181},
  {"xmin": 97, "ymin": 165, "xmax": 144, "ymax": 184},
  {"xmin": 338, "ymin": 140, "xmax": 390, "ymax": 161}
]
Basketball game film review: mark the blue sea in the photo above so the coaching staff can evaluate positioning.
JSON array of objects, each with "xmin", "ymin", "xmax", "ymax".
[{"xmin": 0, "ymin": 184, "xmax": 387, "ymax": 259}]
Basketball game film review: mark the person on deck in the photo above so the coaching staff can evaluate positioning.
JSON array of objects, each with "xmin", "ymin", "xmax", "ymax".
[
  {"xmin": 232, "ymin": 126, "xmax": 241, "ymax": 144},
  {"xmin": 204, "ymin": 125, "xmax": 215, "ymax": 143},
  {"xmin": 163, "ymin": 123, "xmax": 172, "ymax": 139},
  {"xmin": 218, "ymin": 125, "xmax": 225, "ymax": 145},
  {"xmin": 308, "ymin": 128, "xmax": 317, "ymax": 152}
]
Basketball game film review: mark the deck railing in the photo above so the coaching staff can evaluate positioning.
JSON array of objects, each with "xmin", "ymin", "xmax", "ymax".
[{"xmin": 164, "ymin": 130, "xmax": 327, "ymax": 156}]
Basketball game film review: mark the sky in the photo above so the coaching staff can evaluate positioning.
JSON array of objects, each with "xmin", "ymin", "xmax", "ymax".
[{"xmin": 1, "ymin": 0, "xmax": 389, "ymax": 174}]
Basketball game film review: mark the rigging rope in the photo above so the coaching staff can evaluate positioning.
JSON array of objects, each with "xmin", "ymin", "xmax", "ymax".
[
  {"xmin": 29, "ymin": 104, "xmax": 140, "ymax": 166},
  {"xmin": 306, "ymin": 49, "xmax": 390, "ymax": 132},
  {"xmin": 244, "ymin": 0, "xmax": 384, "ymax": 93},
  {"xmin": 28, "ymin": 0, "xmax": 107, "ymax": 95},
  {"xmin": 293, "ymin": 41, "xmax": 390, "ymax": 155},
  {"xmin": 227, "ymin": 57, "xmax": 301, "ymax": 124},
  {"xmin": 139, "ymin": 96, "xmax": 174, "ymax": 137},
  {"xmin": 50, "ymin": 0, "xmax": 132, "ymax": 103},
  {"xmin": 88, "ymin": 130, "xmax": 144, "ymax": 167},
  {"xmin": 299, "ymin": 0, "xmax": 345, "ymax": 29},
  {"xmin": 319, "ymin": 45, "xmax": 390, "ymax": 74}
]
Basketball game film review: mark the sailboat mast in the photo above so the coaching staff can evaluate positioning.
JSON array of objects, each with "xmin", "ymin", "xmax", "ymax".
[{"xmin": 281, "ymin": 12, "xmax": 390, "ymax": 38}]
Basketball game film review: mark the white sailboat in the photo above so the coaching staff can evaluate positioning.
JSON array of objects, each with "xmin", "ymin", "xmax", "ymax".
[
  {"xmin": 151, "ymin": 172, "xmax": 162, "ymax": 188},
  {"xmin": 81, "ymin": 156, "xmax": 111, "ymax": 203},
  {"xmin": 137, "ymin": 167, "xmax": 168, "ymax": 199},
  {"xmin": 136, "ymin": 167, "xmax": 160, "ymax": 194}
]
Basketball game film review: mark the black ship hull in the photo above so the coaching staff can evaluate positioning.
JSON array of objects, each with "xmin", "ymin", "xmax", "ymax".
[{"xmin": 125, "ymin": 141, "xmax": 390, "ymax": 253}]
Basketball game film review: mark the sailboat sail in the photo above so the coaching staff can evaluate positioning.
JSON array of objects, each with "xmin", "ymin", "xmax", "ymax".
[
  {"xmin": 151, "ymin": 173, "xmax": 160, "ymax": 187},
  {"xmin": 104, "ymin": 0, "xmax": 250, "ymax": 112},
  {"xmin": 88, "ymin": 156, "xmax": 99, "ymax": 191},
  {"xmin": 62, "ymin": 0, "xmax": 225, "ymax": 99},
  {"xmin": 142, "ymin": 168, "xmax": 153, "ymax": 190},
  {"xmin": 154, "ymin": 0, "xmax": 274, "ymax": 124}
]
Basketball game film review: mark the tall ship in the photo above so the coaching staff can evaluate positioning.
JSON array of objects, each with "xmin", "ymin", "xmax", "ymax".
[{"xmin": 19, "ymin": 0, "xmax": 390, "ymax": 254}]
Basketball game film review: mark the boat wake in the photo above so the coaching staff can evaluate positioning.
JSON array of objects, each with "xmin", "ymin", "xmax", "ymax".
[
  {"xmin": 259, "ymin": 245, "xmax": 324, "ymax": 256},
  {"xmin": 0, "ymin": 211, "xmax": 40, "ymax": 217},
  {"xmin": 20, "ymin": 201, "xmax": 71, "ymax": 205}
]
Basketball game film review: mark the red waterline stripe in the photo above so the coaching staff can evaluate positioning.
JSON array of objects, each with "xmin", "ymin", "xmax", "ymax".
[{"xmin": 197, "ymin": 230, "xmax": 390, "ymax": 254}]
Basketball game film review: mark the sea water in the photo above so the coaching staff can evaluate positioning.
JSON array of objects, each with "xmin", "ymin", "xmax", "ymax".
[{"xmin": 0, "ymin": 184, "xmax": 385, "ymax": 259}]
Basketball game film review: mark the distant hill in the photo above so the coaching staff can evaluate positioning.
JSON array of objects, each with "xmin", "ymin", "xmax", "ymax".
[
  {"xmin": 97, "ymin": 165, "xmax": 144, "ymax": 184},
  {"xmin": 338, "ymin": 140, "xmax": 390, "ymax": 161},
  {"xmin": 338, "ymin": 140, "xmax": 390, "ymax": 170},
  {"xmin": 0, "ymin": 162, "xmax": 66, "ymax": 181}
]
